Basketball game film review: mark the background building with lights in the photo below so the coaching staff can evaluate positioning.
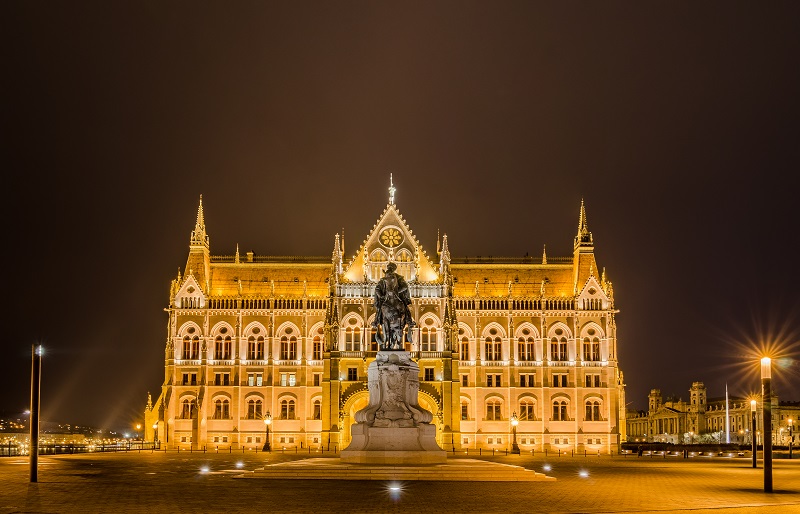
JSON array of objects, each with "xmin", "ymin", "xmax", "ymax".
[
  {"xmin": 145, "ymin": 187, "xmax": 627, "ymax": 453},
  {"xmin": 626, "ymin": 383, "xmax": 800, "ymax": 445}
]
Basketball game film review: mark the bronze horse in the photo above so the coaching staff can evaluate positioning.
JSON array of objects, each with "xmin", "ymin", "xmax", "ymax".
[{"xmin": 372, "ymin": 262, "xmax": 414, "ymax": 350}]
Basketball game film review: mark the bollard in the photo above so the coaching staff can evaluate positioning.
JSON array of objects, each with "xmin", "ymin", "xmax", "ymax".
[{"xmin": 479, "ymin": 448, "xmax": 482, "ymax": 456}]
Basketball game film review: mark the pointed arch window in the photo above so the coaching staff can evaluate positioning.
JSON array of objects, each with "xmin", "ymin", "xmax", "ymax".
[
  {"xmin": 519, "ymin": 399, "xmax": 536, "ymax": 421},
  {"xmin": 583, "ymin": 337, "xmax": 600, "ymax": 361},
  {"xmin": 181, "ymin": 399, "xmax": 195, "ymax": 419},
  {"xmin": 486, "ymin": 399, "xmax": 502, "ymax": 420},
  {"xmin": 420, "ymin": 326, "xmax": 437, "ymax": 352},
  {"xmin": 281, "ymin": 336, "xmax": 297, "ymax": 361},
  {"xmin": 485, "ymin": 336, "xmax": 501, "ymax": 361},
  {"xmin": 313, "ymin": 336, "xmax": 323, "ymax": 360},
  {"xmin": 215, "ymin": 336, "xmax": 233, "ymax": 360},
  {"xmin": 344, "ymin": 327, "xmax": 361, "ymax": 351},
  {"xmin": 247, "ymin": 399, "xmax": 262, "ymax": 420},
  {"xmin": 552, "ymin": 400, "xmax": 568, "ymax": 421},
  {"xmin": 550, "ymin": 337, "xmax": 567, "ymax": 361},
  {"xmin": 518, "ymin": 337, "xmax": 535, "ymax": 361},
  {"xmin": 280, "ymin": 399, "xmax": 296, "ymax": 420},
  {"xmin": 213, "ymin": 399, "xmax": 230, "ymax": 419},
  {"xmin": 183, "ymin": 335, "xmax": 200, "ymax": 360},
  {"xmin": 248, "ymin": 336, "xmax": 265, "ymax": 360},
  {"xmin": 460, "ymin": 336, "xmax": 470, "ymax": 361},
  {"xmin": 585, "ymin": 400, "xmax": 602, "ymax": 421},
  {"xmin": 313, "ymin": 399, "xmax": 321, "ymax": 420}
]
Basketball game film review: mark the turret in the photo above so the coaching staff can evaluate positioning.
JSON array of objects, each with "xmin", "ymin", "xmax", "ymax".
[
  {"xmin": 573, "ymin": 199, "xmax": 598, "ymax": 293},
  {"xmin": 439, "ymin": 233, "xmax": 451, "ymax": 276},
  {"xmin": 185, "ymin": 195, "xmax": 211, "ymax": 292},
  {"xmin": 648, "ymin": 389, "xmax": 662, "ymax": 413}
]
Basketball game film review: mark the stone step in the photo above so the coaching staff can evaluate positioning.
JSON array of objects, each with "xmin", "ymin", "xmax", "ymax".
[{"xmin": 237, "ymin": 458, "xmax": 555, "ymax": 482}]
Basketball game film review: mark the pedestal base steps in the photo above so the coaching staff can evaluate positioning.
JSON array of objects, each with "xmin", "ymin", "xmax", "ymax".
[{"xmin": 238, "ymin": 458, "xmax": 555, "ymax": 482}]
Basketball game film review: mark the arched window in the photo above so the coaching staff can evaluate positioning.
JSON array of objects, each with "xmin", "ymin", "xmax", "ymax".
[
  {"xmin": 183, "ymin": 335, "xmax": 200, "ymax": 360},
  {"xmin": 552, "ymin": 400, "xmax": 568, "ymax": 421},
  {"xmin": 215, "ymin": 335, "xmax": 232, "ymax": 360},
  {"xmin": 313, "ymin": 399, "xmax": 321, "ymax": 420},
  {"xmin": 486, "ymin": 399, "xmax": 502, "ymax": 420},
  {"xmin": 461, "ymin": 400, "xmax": 469, "ymax": 420},
  {"xmin": 397, "ymin": 250, "xmax": 413, "ymax": 262},
  {"xmin": 420, "ymin": 327, "xmax": 437, "ymax": 351},
  {"xmin": 585, "ymin": 400, "xmax": 601, "ymax": 421},
  {"xmin": 181, "ymin": 399, "xmax": 194, "ymax": 419},
  {"xmin": 280, "ymin": 399, "xmax": 296, "ymax": 420},
  {"xmin": 248, "ymin": 336, "xmax": 265, "ymax": 360},
  {"xmin": 550, "ymin": 337, "xmax": 567, "ymax": 361},
  {"xmin": 519, "ymin": 400, "xmax": 536, "ymax": 421},
  {"xmin": 247, "ymin": 399, "xmax": 262, "ymax": 419},
  {"xmin": 518, "ymin": 337, "xmax": 535, "ymax": 361},
  {"xmin": 485, "ymin": 337, "xmax": 501, "ymax": 361},
  {"xmin": 214, "ymin": 398, "xmax": 230, "ymax": 419},
  {"xmin": 583, "ymin": 337, "xmax": 601, "ymax": 361},
  {"xmin": 460, "ymin": 337, "xmax": 470, "ymax": 361},
  {"xmin": 313, "ymin": 336, "xmax": 323, "ymax": 360},
  {"xmin": 344, "ymin": 327, "xmax": 362, "ymax": 351},
  {"xmin": 281, "ymin": 336, "xmax": 297, "ymax": 360}
]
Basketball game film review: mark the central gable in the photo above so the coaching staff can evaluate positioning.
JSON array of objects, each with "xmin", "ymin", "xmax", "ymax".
[{"xmin": 342, "ymin": 203, "xmax": 439, "ymax": 283}]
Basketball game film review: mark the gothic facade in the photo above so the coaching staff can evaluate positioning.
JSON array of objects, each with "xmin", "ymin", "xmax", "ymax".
[{"xmin": 144, "ymin": 187, "xmax": 627, "ymax": 453}]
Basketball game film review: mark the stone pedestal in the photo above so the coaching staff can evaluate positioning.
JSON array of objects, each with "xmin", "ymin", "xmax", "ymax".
[{"xmin": 340, "ymin": 351, "xmax": 446, "ymax": 464}]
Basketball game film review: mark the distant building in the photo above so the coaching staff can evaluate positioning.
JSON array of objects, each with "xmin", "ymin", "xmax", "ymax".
[
  {"xmin": 145, "ymin": 183, "xmax": 627, "ymax": 453},
  {"xmin": 627, "ymin": 382, "xmax": 800, "ymax": 445}
]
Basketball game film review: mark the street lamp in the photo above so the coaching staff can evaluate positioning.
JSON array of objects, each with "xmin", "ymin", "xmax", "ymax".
[
  {"xmin": 751, "ymin": 399, "xmax": 757, "ymax": 469},
  {"xmin": 135, "ymin": 423, "xmax": 142, "ymax": 441},
  {"xmin": 761, "ymin": 357, "xmax": 772, "ymax": 493},
  {"xmin": 510, "ymin": 411, "xmax": 520, "ymax": 454},
  {"xmin": 789, "ymin": 418, "xmax": 794, "ymax": 460},
  {"xmin": 152, "ymin": 422, "xmax": 158, "ymax": 446},
  {"xmin": 689, "ymin": 431, "xmax": 694, "ymax": 444},
  {"xmin": 262, "ymin": 411, "xmax": 272, "ymax": 452}
]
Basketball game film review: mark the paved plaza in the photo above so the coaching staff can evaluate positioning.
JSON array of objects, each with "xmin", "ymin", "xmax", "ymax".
[{"xmin": 1, "ymin": 451, "xmax": 799, "ymax": 513}]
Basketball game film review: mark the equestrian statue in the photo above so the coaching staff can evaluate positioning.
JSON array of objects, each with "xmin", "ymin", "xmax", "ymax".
[{"xmin": 372, "ymin": 262, "xmax": 415, "ymax": 350}]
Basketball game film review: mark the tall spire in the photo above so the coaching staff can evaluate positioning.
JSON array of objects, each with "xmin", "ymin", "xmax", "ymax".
[
  {"xmin": 574, "ymin": 198, "xmax": 593, "ymax": 248},
  {"xmin": 332, "ymin": 233, "xmax": 343, "ymax": 275},
  {"xmin": 439, "ymin": 233, "xmax": 451, "ymax": 276},
  {"xmin": 190, "ymin": 195, "xmax": 209, "ymax": 247},
  {"xmin": 388, "ymin": 173, "xmax": 396, "ymax": 205},
  {"xmin": 340, "ymin": 228, "xmax": 345, "ymax": 257},
  {"xmin": 542, "ymin": 244, "xmax": 547, "ymax": 264}
]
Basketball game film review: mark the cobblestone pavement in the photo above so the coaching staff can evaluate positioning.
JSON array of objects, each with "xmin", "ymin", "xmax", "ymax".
[{"xmin": 1, "ymin": 450, "xmax": 798, "ymax": 513}]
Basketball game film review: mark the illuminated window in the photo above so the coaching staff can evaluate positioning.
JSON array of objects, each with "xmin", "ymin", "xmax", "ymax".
[
  {"xmin": 484, "ymin": 337, "xmax": 501, "ymax": 361},
  {"xmin": 585, "ymin": 400, "xmax": 601, "ymax": 421},
  {"xmin": 181, "ymin": 399, "xmax": 195, "ymax": 419},
  {"xmin": 313, "ymin": 336, "xmax": 323, "ymax": 360},
  {"xmin": 344, "ymin": 327, "xmax": 361, "ymax": 351},
  {"xmin": 519, "ymin": 401, "xmax": 535, "ymax": 420},
  {"xmin": 583, "ymin": 337, "xmax": 600, "ymax": 361},
  {"xmin": 248, "ymin": 336, "xmax": 265, "ymax": 360},
  {"xmin": 518, "ymin": 337, "xmax": 535, "ymax": 361},
  {"xmin": 281, "ymin": 336, "xmax": 297, "ymax": 360},
  {"xmin": 213, "ymin": 399, "xmax": 230, "ymax": 419},
  {"xmin": 420, "ymin": 327, "xmax": 437, "ymax": 351},
  {"xmin": 183, "ymin": 335, "xmax": 200, "ymax": 360},
  {"xmin": 550, "ymin": 337, "xmax": 567, "ymax": 361},
  {"xmin": 247, "ymin": 399, "xmax": 262, "ymax": 419},
  {"xmin": 280, "ymin": 399, "xmax": 296, "ymax": 420},
  {"xmin": 552, "ymin": 400, "xmax": 568, "ymax": 421},
  {"xmin": 486, "ymin": 400, "xmax": 502, "ymax": 420}
]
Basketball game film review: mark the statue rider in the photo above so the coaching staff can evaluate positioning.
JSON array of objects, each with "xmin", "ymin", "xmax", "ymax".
[{"xmin": 372, "ymin": 262, "xmax": 415, "ymax": 349}]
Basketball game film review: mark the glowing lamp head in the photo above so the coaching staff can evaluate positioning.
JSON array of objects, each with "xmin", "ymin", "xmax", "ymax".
[
  {"xmin": 152, "ymin": 422, "xmax": 158, "ymax": 430},
  {"xmin": 760, "ymin": 357, "xmax": 772, "ymax": 379},
  {"xmin": 751, "ymin": 400, "xmax": 757, "ymax": 412},
  {"xmin": 511, "ymin": 412, "xmax": 519, "ymax": 426}
]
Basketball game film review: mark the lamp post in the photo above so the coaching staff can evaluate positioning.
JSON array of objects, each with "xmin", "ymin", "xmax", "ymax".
[
  {"xmin": 751, "ymin": 400, "xmax": 757, "ymax": 468},
  {"xmin": 152, "ymin": 422, "xmax": 158, "ymax": 446},
  {"xmin": 262, "ymin": 411, "xmax": 272, "ymax": 452},
  {"xmin": 761, "ymin": 357, "xmax": 772, "ymax": 493},
  {"xmin": 510, "ymin": 411, "xmax": 520, "ymax": 454},
  {"xmin": 789, "ymin": 418, "xmax": 794, "ymax": 460},
  {"xmin": 135, "ymin": 423, "xmax": 142, "ymax": 441},
  {"xmin": 30, "ymin": 345, "xmax": 42, "ymax": 483}
]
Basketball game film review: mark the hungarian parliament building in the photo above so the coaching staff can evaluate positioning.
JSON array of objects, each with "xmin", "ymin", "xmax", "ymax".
[{"xmin": 144, "ymin": 184, "xmax": 627, "ymax": 453}]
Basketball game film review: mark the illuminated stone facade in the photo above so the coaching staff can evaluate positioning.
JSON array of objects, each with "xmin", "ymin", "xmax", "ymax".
[
  {"xmin": 145, "ymin": 187, "xmax": 627, "ymax": 453},
  {"xmin": 626, "ymin": 383, "xmax": 800, "ymax": 445}
]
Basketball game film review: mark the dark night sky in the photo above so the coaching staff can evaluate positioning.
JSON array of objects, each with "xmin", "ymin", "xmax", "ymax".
[{"xmin": 4, "ymin": 1, "xmax": 799, "ymax": 431}]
